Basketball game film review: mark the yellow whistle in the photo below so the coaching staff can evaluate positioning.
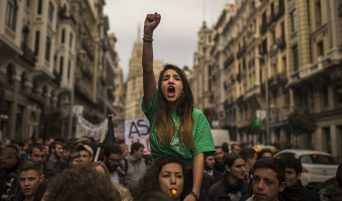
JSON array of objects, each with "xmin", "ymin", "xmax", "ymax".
[{"xmin": 171, "ymin": 189, "xmax": 177, "ymax": 196}]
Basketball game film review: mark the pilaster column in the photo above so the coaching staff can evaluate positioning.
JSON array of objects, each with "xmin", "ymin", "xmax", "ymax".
[
  {"xmin": 330, "ymin": 125, "xmax": 337, "ymax": 157},
  {"xmin": 8, "ymin": 71, "xmax": 21, "ymax": 139},
  {"xmin": 297, "ymin": 0, "xmax": 311, "ymax": 68},
  {"xmin": 327, "ymin": 0, "xmax": 340, "ymax": 51},
  {"xmin": 43, "ymin": 87, "xmax": 51, "ymax": 107}
]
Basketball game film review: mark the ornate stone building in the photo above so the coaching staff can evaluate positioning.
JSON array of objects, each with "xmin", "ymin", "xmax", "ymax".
[
  {"xmin": 192, "ymin": 21, "xmax": 214, "ymax": 123},
  {"xmin": 286, "ymin": 0, "xmax": 342, "ymax": 156},
  {"xmin": 192, "ymin": 0, "xmax": 342, "ymax": 159},
  {"xmin": 0, "ymin": 0, "xmax": 122, "ymax": 141}
]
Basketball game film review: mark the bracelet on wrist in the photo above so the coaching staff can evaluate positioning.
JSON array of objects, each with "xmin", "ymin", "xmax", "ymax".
[
  {"xmin": 143, "ymin": 35, "xmax": 153, "ymax": 42},
  {"xmin": 190, "ymin": 190, "xmax": 199, "ymax": 201}
]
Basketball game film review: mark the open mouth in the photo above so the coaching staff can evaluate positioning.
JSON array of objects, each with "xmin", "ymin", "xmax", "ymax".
[
  {"xmin": 168, "ymin": 86, "xmax": 175, "ymax": 93},
  {"xmin": 167, "ymin": 86, "xmax": 176, "ymax": 97}
]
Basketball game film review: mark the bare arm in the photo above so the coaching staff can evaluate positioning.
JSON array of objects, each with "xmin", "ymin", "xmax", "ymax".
[
  {"xmin": 142, "ymin": 13, "xmax": 161, "ymax": 104},
  {"xmin": 184, "ymin": 153, "xmax": 204, "ymax": 201}
]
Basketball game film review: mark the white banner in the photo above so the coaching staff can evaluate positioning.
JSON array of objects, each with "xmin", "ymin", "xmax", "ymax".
[
  {"xmin": 76, "ymin": 116, "xmax": 108, "ymax": 141},
  {"xmin": 124, "ymin": 118, "xmax": 150, "ymax": 155}
]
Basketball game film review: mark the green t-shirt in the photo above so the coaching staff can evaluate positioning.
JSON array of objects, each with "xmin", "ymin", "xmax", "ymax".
[{"xmin": 141, "ymin": 91, "xmax": 215, "ymax": 166}]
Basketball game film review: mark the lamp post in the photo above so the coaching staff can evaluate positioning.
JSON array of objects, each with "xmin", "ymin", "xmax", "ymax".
[
  {"xmin": 258, "ymin": 54, "xmax": 270, "ymax": 145},
  {"xmin": 67, "ymin": 61, "xmax": 77, "ymax": 139}
]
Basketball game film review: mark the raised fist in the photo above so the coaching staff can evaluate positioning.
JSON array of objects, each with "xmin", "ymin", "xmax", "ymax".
[{"xmin": 144, "ymin": 12, "xmax": 161, "ymax": 35}]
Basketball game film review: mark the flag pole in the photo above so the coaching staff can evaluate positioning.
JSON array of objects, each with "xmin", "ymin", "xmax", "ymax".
[{"xmin": 94, "ymin": 114, "xmax": 115, "ymax": 161}]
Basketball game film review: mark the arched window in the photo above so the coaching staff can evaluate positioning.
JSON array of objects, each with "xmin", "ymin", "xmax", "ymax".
[{"xmin": 5, "ymin": 0, "xmax": 18, "ymax": 31}]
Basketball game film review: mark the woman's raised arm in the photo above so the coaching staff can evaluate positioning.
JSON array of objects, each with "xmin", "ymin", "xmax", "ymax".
[{"xmin": 142, "ymin": 13, "xmax": 161, "ymax": 104}]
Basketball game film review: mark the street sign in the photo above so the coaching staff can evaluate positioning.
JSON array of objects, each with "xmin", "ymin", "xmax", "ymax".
[{"xmin": 256, "ymin": 110, "xmax": 266, "ymax": 120}]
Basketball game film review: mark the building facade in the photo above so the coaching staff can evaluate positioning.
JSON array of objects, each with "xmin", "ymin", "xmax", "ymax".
[
  {"xmin": 124, "ymin": 36, "xmax": 163, "ymax": 120},
  {"xmin": 192, "ymin": 0, "xmax": 342, "ymax": 159},
  {"xmin": 0, "ymin": 0, "xmax": 123, "ymax": 141}
]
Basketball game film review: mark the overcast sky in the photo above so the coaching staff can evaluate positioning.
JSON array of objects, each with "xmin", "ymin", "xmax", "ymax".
[{"xmin": 104, "ymin": 0, "xmax": 234, "ymax": 80}]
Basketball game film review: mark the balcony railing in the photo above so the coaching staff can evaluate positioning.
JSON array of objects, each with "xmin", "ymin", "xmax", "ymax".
[
  {"xmin": 276, "ymin": 36, "xmax": 286, "ymax": 50},
  {"xmin": 260, "ymin": 23, "xmax": 267, "ymax": 35},
  {"xmin": 224, "ymin": 55, "xmax": 234, "ymax": 69},
  {"xmin": 237, "ymin": 46, "xmax": 246, "ymax": 59},
  {"xmin": 52, "ymin": 70, "xmax": 61, "ymax": 85}
]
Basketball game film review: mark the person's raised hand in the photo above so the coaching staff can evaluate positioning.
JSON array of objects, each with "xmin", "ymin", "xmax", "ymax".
[{"xmin": 144, "ymin": 12, "xmax": 161, "ymax": 36}]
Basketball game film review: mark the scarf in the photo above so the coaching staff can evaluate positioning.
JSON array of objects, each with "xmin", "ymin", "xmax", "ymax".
[{"xmin": 281, "ymin": 180, "xmax": 305, "ymax": 201}]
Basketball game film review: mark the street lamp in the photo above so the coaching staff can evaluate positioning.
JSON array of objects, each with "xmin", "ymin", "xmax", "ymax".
[{"xmin": 258, "ymin": 54, "xmax": 270, "ymax": 145}]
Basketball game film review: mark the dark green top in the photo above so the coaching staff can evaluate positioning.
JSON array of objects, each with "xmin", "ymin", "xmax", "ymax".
[{"xmin": 142, "ymin": 91, "xmax": 215, "ymax": 165}]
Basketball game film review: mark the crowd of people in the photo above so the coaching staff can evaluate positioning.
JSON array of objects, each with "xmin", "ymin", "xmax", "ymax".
[{"xmin": 1, "ymin": 138, "xmax": 341, "ymax": 201}]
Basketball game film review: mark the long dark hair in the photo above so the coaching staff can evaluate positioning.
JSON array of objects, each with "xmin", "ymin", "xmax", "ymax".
[
  {"xmin": 132, "ymin": 156, "xmax": 186, "ymax": 200},
  {"xmin": 155, "ymin": 64, "xmax": 194, "ymax": 149}
]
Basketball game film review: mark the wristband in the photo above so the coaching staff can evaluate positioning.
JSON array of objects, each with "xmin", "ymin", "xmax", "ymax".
[
  {"xmin": 190, "ymin": 190, "xmax": 199, "ymax": 201},
  {"xmin": 143, "ymin": 35, "xmax": 153, "ymax": 42}
]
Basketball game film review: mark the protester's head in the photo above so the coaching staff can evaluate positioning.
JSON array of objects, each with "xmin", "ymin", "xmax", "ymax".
[
  {"xmin": 27, "ymin": 143, "xmax": 46, "ymax": 165},
  {"xmin": 259, "ymin": 149, "xmax": 273, "ymax": 159},
  {"xmin": 252, "ymin": 158, "xmax": 285, "ymax": 201},
  {"xmin": 62, "ymin": 144, "xmax": 71, "ymax": 161},
  {"xmin": 49, "ymin": 141, "xmax": 64, "ymax": 158},
  {"xmin": 91, "ymin": 162, "xmax": 130, "ymax": 201},
  {"xmin": 133, "ymin": 156, "xmax": 185, "ymax": 200},
  {"xmin": 221, "ymin": 142, "xmax": 229, "ymax": 154},
  {"xmin": 0, "ymin": 146, "xmax": 19, "ymax": 170},
  {"xmin": 224, "ymin": 153, "xmax": 246, "ymax": 180},
  {"xmin": 130, "ymin": 142, "xmax": 144, "ymax": 159},
  {"xmin": 204, "ymin": 153, "xmax": 215, "ymax": 170},
  {"xmin": 69, "ymin": 150, "xmax": 80, "ymax": 167},
  {"xmin": 19, "ymin": 162, "xmax": 44, "ymax": 198},
  {"xmin": 118, "ymin": 142, "xmax": 129, "ymax": 157},
  {"xmin": 231, "ymin": 144, "xmax": 241, "ymax": 153},
  {"xmin": 43, "ymin": 144, "xmax": 50, "ymax": 156},
  {"xmin": 279, "ymin": 156, "xmax": 302, "ymax": 187},
  {"xmin": 215, "ymin": 146, "xmax": 225, "ymax": 164},
  {"xmin": 157, "ymin": 64, "xmax": 193, "ymax": 107},
  {"xmin": 77, "ymin": 144, "xmax": 94, "ymax": 164},
  {"xmin": 103, "ymin": 144, "xmax": 122, "ymax": 172},
  {"xmin": 45, "ymin": 165, "xmax": 120, "ymax": 201},
  {"xmin": 75, "ymin": 137, "xmax": 92, "ymax": 146},
  {"xmin": 92, "ymin": 161, "xmax": 112, "ymax": 179},
  {"xmin": 155, "ymin": 64, "xmax": 194, "ymax": 150},
  {"xmin": 240, "ymin": 147, "xmax": 257, "ymax": 173}
]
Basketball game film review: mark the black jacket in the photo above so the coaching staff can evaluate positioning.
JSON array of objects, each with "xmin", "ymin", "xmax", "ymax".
[
  {"xmin": 207, "ymin": 173, "xmax": 249, "ymax": 201},
  {"xmin": 281, "ymin": 181, "xmax": 320, "ymax": 201}
]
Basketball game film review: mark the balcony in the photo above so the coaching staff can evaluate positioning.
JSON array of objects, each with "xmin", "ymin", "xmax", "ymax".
[
  {"xmin": 58, "ymin": 6, "xmax": 77, "ymax": 25},
  {"xmin": 52, "ymin": 70, "xmax": 61, "ymax": 85},
  {"xmin": 224, "ymin": 55, "xmax": 234, "ymax": 69},
  {"xmin": 237, "ymin": 46, "xmax": 246, "ymax": 59},
  {"xmin": 82, "ymin": 42, "xmax": 94, "ymax": 61},
  {"xmin": 78, "ymin": 59, "xmax": 93, "ymax": 80},
  {"xmin": 245, "ymin": 85, "xmax": 261, "ymax": 99},
  {"xmin": 276, "ymin": 36, "xmax": 286, "ymax": 50},
  {"xmin": 269, "ymin": 106, "xmax": 292, "ymax": 124},
  {"xmin": 21, "ymin": 42, "xmax": 36, "ymax": 66},
  {"xmin": 260, "ymin": 23, "xmax": 267, "ymax": 35}
]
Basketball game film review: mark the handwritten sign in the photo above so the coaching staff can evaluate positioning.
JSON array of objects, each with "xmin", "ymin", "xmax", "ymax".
[{"xmin": 124, "ymin": 118, "xmax": 150, "ymax": 155}]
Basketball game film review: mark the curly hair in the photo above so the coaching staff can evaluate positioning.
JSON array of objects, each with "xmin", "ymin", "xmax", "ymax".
[
  {"xmin": 132, "ymin": 156, "xmax": 186, "ymax": 200},
  {"xmin": 45, "ymin": 165, "xmax": 121, "ymax": 201}
]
